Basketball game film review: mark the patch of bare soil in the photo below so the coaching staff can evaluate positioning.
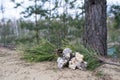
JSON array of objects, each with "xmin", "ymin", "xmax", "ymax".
[
  {"xmin": 94, "ymin": 64, "xmax": 120, "ymax": 80},
  {"xmin": 0, "ymin": 48, "xmax": 120, "ymax": 80}
]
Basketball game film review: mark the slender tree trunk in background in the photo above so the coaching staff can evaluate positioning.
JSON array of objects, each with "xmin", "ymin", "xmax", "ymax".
[
  {"xmin": 83, "ymin": 0, "xmax": 107, "ymax": 56},
  {"xmin": 1, "ymin": 3, "xmax": 6, "ymax": 47},
  {"xmin": 35, "ymin": 14, "xmax": 39, "ymax": 43},
  {"xmin": 35, "ymin": 0, "xmax": 39, "ymax": 43}
]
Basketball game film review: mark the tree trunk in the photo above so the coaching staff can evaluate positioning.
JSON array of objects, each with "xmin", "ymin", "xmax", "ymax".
[
  {"xmin": 83, "ymin": 0, "xmax": 107, "ymax": 56},
  {"xmin": 35, "ymin": 0, "xmax": 39, "ymax": 44}
]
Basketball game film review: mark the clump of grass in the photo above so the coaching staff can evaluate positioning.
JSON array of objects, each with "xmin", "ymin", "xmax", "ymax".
[
  {"xmin": 23, "ymin": 53, "xmax": 56, "ymax": 62},
  {"xmin": 74, "ymin": 44, "xmax": 101, "ymax": 70},
  {"xmin": 63, "ymin": 42, "xmax": 101, "ymax": 70},
  {"xmin": 95, "ymin": 71, "xmax": 105, "ymax": 77},
  {"xmin": 21, "ymin": 39, "xmax": 57, "ymax": 62}
]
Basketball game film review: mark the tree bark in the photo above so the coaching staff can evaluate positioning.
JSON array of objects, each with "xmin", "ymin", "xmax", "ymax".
[{"xmin": 83, "ymin": 0, "xmax": 107, "ymax": 56}]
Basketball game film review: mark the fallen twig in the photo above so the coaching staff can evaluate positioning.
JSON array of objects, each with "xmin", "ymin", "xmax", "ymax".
[{"xmin": 96, "ymin": 56, "xmax": 120, "ymax": 66}]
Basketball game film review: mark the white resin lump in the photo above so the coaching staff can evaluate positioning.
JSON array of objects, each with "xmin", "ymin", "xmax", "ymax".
[
  {"xmin": 62, "ymin": 48, "xmax": 72, "ymax": 60},
  {"xmin": 69, "ymin": 52, "xmax": 87, "ymax": 70},
  {"xmin": 57, "ymin": 48, "xmax": 72, "ymax": 69},
  {"xmin": 57, "ymin": 57, "xmax": 68, "ymax": 69}
]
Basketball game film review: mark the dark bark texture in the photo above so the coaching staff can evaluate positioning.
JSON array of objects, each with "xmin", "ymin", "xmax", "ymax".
[{"xmin": 83, "ymin": 0, "xmax": 107, "ymax": 56}]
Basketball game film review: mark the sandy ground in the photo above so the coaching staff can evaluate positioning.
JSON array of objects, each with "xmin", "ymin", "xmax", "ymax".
[{"xmin": 0, "ymin": 48, "xmax": 120, "ymax": 80}]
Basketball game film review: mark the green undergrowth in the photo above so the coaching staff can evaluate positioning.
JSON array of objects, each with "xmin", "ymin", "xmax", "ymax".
[
  {"xmin": 63, "ymin": 42, "xmax": 101, "ymax": 70},
  {"xmin": 74, "ymin": 44, "xmax": 101, "ymax": 70},
  {"xmin": 21, "ymin": 39, "xmax": 57, "ymax": 62},
  {"xmin": 19, "ymin": 39, "xmax": 101, "ymax": 70}
]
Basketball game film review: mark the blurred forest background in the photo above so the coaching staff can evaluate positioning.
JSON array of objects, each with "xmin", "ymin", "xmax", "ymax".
[{"xmin": 0, "ymin": 0, "xmax": 120, "ymax": 63}]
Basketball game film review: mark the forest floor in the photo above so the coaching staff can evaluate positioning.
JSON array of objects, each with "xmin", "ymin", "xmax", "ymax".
[{"xmin": 0, "ymin": 47, "xmax": 120, "ymax": 80}]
